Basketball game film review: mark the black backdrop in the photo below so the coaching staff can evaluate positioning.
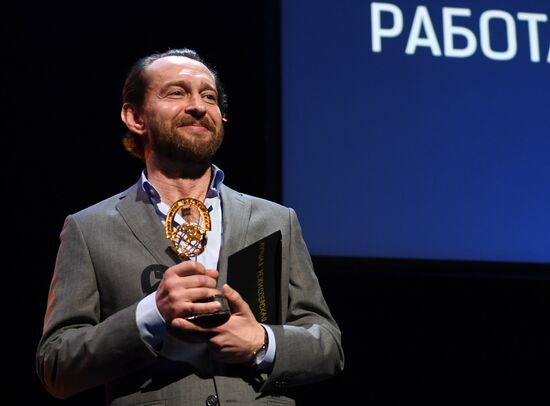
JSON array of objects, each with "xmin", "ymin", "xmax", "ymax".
[{"xmin": 5, "ymin": 1, "xmax": 550, "ymax": 405}]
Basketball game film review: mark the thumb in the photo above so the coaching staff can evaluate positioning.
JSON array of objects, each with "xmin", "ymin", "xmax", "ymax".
[{"xmin": 222, "ymin": 284, "xmax": 250, "ymax": 314}]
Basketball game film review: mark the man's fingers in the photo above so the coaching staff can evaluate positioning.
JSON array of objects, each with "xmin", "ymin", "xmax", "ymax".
[
  {"xmin": 178, "ymin": 274, "xmax": 219, "ymax": 289},
  {"xmin": 167, "ymin": 260, "xmax": 219, "ymax": 279},
  {"xmin": 185, "ymin": 287, "xmax": 224, "ymax": 303}
]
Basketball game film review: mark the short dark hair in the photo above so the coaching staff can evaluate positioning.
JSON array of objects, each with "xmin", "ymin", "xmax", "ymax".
[{"xmin": 121, "ymin": 48, "xmax": 228, "ymax": 160}]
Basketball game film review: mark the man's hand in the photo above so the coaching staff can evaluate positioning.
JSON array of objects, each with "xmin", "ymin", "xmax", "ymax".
[
  {"xmin": 171, "ymin": 284, "xmax": 266, "ymax": 364},
  {"xmin": 156, "ymin": 260, "xmax": 222, "ymax": 323}
]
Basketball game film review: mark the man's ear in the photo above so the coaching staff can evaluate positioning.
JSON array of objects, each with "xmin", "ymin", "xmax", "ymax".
[{"xmin": 121, "ymin": 103, "xmax": 146, "ymax": 135}]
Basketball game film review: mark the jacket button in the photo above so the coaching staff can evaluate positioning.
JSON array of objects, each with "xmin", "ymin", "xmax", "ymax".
[{"xmin": 205, "ymin": 394, "xmax": 219, "ymax": 406}]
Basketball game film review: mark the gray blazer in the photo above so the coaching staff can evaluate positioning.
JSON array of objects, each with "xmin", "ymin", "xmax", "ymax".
[{"xmin": 37, "ymin": 181, "xmax": 344, "ymax": 405}]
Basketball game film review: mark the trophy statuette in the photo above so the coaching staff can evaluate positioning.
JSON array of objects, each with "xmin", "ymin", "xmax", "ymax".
[{"xmin": 165, "ymin": 197, "xmax": 230, "ymax": 327}]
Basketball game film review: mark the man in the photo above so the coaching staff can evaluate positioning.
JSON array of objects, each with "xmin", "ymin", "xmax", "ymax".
[{"xmin": 36, "ymin": 48, "xmax": 344, "ymax": 405}]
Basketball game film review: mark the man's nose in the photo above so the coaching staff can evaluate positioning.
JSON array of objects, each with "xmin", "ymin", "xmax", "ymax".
[{"xmin": 185, "ymin": 93, "xmax": 207, "ymax": 117}]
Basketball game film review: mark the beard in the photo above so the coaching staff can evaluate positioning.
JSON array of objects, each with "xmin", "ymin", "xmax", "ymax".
[{"xmin": 146, "ymin": 113, "xmax": 224, "ymax": 169}]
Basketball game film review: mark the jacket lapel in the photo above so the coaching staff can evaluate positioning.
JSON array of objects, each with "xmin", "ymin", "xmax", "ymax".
[
  {"xmin": 217, "ymin": 184, "xmax": 251, "ymax": 285},
  {"xmin": 116, "ymin": 181, "xmax": 179, "ymax": 266}
]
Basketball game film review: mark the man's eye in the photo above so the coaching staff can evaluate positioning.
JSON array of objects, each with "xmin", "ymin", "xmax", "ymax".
[
  {"xmin": 169, "ymin": 90, "xmax": 184, "ymax": 96},
  {"xmin": 203, "ymin": 94, "xmax": 217, "ymax": 102}
]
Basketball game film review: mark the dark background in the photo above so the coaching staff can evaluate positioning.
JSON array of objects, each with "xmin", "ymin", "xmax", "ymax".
[{"xmin": 5, "ymin": 1, "xmax": 549, "ymax": 404}]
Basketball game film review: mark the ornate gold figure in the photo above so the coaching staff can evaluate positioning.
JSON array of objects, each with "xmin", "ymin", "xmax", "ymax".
[{"xmin": 165, "ymin": 198, "xmax": 211, "ymax": 259}]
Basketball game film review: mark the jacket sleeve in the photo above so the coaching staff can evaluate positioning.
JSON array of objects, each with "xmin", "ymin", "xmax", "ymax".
[
  {"xmin": 261, "ymin": 208, "xmax": 345, "ymax": 391},
  {"xmin": 35, "ymin": 215, "xmax": 157, "ymax": 399}
]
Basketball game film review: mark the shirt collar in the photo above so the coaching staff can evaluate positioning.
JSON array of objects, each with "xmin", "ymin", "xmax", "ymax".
[{"xmin": 141, "ymin": 164, "xmax": 225, "ymax": 204}]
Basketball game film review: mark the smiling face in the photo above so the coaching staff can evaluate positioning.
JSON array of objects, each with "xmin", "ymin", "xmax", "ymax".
[{"xmin": 140, "ymin": 55, "xmax": 224, "ymax": 166}]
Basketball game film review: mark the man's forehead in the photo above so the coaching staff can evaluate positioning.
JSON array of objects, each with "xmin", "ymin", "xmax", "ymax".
[{"xmin": 147, "ymin": 56, "xmax": 216, "ymax": 83}]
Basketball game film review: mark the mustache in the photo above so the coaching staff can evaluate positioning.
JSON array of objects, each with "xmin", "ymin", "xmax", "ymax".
[{"xmin": 174, "ymin": 117, "xmax": 216, "ymax": 132}]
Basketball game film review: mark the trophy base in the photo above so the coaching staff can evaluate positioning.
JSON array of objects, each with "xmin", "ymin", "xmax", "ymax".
[{"xmin": 185, "ymin": 295, "xmax": 231, "ymax": 328}]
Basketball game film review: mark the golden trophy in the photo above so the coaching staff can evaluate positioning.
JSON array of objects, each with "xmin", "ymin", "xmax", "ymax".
[{"xmin": 165, "ymin": 198, "xmax": 230, "ymax": 327}]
